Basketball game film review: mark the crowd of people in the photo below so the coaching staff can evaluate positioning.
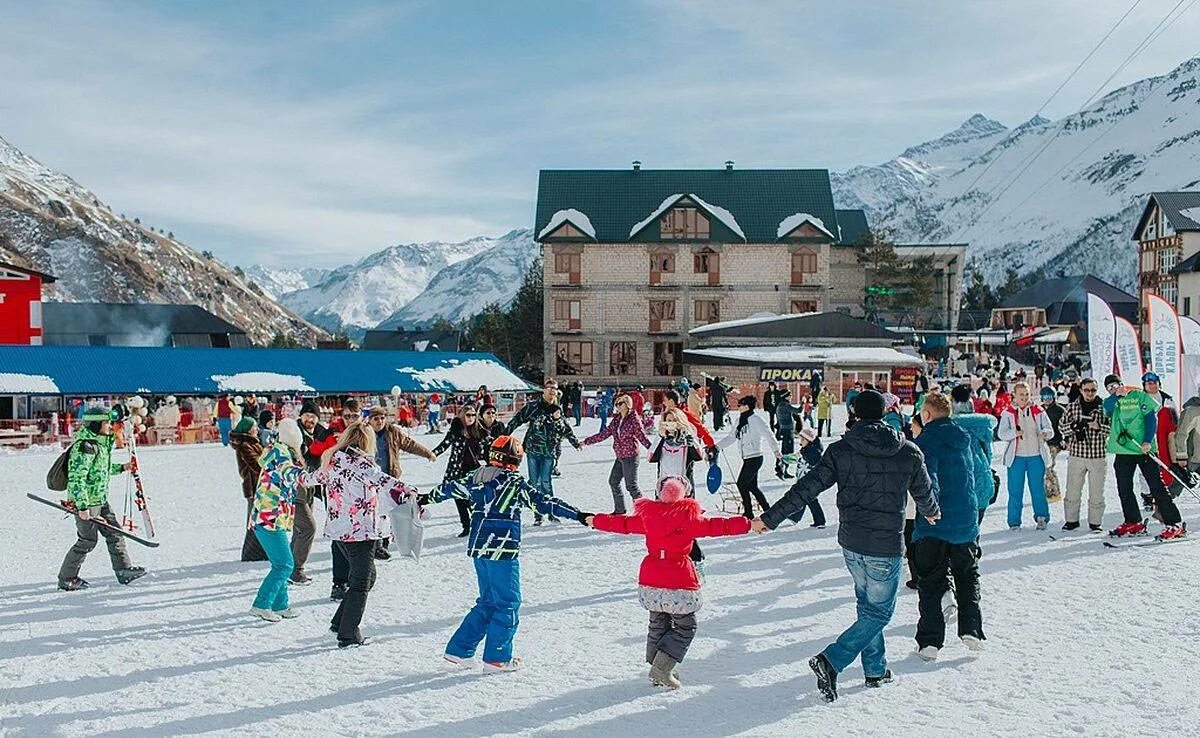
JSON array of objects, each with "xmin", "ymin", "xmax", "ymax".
[{"xmin": 47, "ymin": 362, "xmax": 1191, "ymax": 704}]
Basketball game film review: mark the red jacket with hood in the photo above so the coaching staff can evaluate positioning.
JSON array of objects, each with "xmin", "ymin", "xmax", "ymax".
[{"xmin": 591, "ymin": 497, "xmax": 749, "ymax": 590}]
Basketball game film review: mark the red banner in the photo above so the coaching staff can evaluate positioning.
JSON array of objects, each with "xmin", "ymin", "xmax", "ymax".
[{"xmin": 891, "ymin": 367, "xmax": 919, "ymax": 402}]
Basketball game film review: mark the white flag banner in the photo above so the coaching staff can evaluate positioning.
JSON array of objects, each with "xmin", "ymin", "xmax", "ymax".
[
  {"xmin": 1184, "ymin": 355, "xmax": 1200, "ymax": 402},
  {"xmin": 1147, "ymin": 293, "xmax": 1182, "ymax": 403},
  {"xmin": 1086, "ymin": 293, "xmax": 1116, "ymax": 379},
  {"xmin": 1183, "ymin": 316, "xmax": 1200, "ymax": 356},
  {"xmin": 1114, "ymin": 317, "xmax": 1144, "ymax": 387}
]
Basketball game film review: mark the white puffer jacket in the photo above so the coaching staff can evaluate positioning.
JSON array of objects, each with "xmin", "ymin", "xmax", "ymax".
[{"xmin": 717, "ymin": 411, "xmax": 780, "ymax": 460}]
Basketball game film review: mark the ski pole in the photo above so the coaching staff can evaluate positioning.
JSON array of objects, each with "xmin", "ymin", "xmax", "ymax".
[{"xmin": 1144, "ymin": 453, "xmax": 1200, "ymax": 504}]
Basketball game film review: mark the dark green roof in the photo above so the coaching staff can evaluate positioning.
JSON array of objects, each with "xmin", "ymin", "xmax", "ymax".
[
  {"xmin": 835, "ymin": 209, "xmax": 870, "ymax": 245},
  {"xmin": 535, "ymin": 169, "xmax": 840, "ymax": 244},
  {"xmin": 1133, "ymin": 192, "xmax": 1200, "ymax": 238}
]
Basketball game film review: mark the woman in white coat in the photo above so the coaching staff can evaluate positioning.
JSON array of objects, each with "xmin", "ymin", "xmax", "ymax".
[
  {"xmin": 996, "ymin": 381, "xmax": 1055, "ymax": 530},
  {"xmin": 718, "ymin": 396, "xmax": 782, "ymax": 518}
]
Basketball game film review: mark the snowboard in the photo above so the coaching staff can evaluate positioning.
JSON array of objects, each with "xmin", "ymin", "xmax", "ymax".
[
  {"xmin": 706, "ymin": 463, "xmax": 722, "ymax": 494},
  {"xmin": 27, "ymin": 493, "xmax": 161, "ymax": 548}
]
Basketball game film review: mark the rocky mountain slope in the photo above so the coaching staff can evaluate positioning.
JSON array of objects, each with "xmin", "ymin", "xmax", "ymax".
[
  {"xmin": 834, "ymin": 56, "xmax": 1200, "ymax": 290},
  {"xmin": 0, "ymin": 135, "xmax": 326, "ymax": 346},
  {"xmin": 377, "ymin": 229, "xmax": 538, "ymax": 329},
  {"xmin": 242, "ymin": 265, "xmax": 330, "ymax": 300}
]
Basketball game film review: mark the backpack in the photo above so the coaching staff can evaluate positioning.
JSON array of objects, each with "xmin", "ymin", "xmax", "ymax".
[{"xmin": 45, "ymin": 439, "xmax": 96, "ymax": 492}]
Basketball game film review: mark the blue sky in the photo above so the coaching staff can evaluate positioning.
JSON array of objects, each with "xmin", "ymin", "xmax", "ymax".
[{"xmin": 2, "ymin": 0, "xmax": 1199, "ymax": 267}]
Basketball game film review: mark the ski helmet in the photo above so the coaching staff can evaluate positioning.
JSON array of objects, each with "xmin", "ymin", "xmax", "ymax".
[{"xmin": 488, "ymin": 435, "xmax": 524, "ymax": 469}]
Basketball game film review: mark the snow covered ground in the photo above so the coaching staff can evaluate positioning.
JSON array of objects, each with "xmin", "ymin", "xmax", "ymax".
[{"xmin": 2, "ymin": 412, "xmax": 1199, "ymax": 737}]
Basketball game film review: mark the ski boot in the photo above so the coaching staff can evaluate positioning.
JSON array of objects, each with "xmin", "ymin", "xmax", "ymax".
[
  {"xmin": 1157, "ymin": 522, "xmax": 1188, "ymax": 542},
  {"xmin": 1142, "ymin": 493, "xmax": 1155, "ymax": 512},
  {"xmin": 116, "ymin": 567, "xmax": 146, "ymax": 585},
  {"xmin": 58, "ymin": 577, "xmax": 90, "ymax": 591},
  {"xmin": 1109, "ymin": 519, "xmax": 1148, "ymax": 538}
]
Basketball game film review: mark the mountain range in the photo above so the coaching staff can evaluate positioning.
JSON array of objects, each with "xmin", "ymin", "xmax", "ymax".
[{"xmin": 0, "ymin": 135, "xmax": 326, "ymax": 346}]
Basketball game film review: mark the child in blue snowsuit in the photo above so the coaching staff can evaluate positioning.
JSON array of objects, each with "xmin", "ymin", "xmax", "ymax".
[{"xmin": 422, "ymin": 435, "xmax": 585, "ymax": 671}]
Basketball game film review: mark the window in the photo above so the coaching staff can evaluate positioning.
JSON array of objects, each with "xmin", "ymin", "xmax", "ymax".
[
  {"xmin": 791, "ymin": 247, "xmax": 819, "ymax": 284},
  {"xmin": 1159, "ymin": 247, "xmax": 1178, "ymax": 275},
  {"xmin": 693, "ymin": 248, "xmax": 720, "ymax": 285},
  {"xmin": 28, "ymin": 301, "xmax": 41, "ymax": 329},
  {"xmin": 1146, "ymin": 209, "xmax": 1158, "ymax": 240},
  {"xmin": 653, "ymin": 341, "xmax": 684, "ymax": 376},
  {"xmin": 88, "ymin": 334, "xmax": 109, "ymax": 346},
  {"xmin": 554, "ymin": 252, "xmax": 581, "ymax": 285},
  {"xmin": 1185, "ymin": 297, "xmax": 1192, "ymax": 316},
  {"xmin": 790, "ymin": 300, "xmax": 818, "ymax": 314},
  {"xmin": 649, "ymin": 299, "xmax": 676, "ymax": 331},
  {"xmin": 649, "ymin": 251, "xmax": 675, "ymax": 285},
  {"xmin": 694, "ymin": 300, "xmax": 720, "ymax": 324},
  {"xmin": 1162, "ymin": 281, "xmax": 1178, "ymax": 307},
  {"xmin": 1141, "ymin": 250, "xmax": 1155, "ymax": 273},
  {"xmin": 553, "ymin": 299, "xmax": 581, "ymax": 330},
  {"xmin": 609, "ymin": 342, "xmax": 637, "ymax": 375},
  {"xmin": 555, "ymin": 341, "xmax": 593, "ymax": 375},
  {"xmin": 660, "ymin": 207, "xmax": 710, "ymax": 240}
]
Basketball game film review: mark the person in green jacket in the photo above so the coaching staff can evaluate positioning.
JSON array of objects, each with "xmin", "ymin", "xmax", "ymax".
[
  {"xmin": 57, "ymin": 406, "xmax": 146, "ymax": 590},
  {"xmin": 1102, "ymin": 375, "xmax": 1186, "ymax": 540}
]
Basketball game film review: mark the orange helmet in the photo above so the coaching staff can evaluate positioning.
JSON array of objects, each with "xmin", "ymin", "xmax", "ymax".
[{"xmin": 488, "ymin": 435, "xmax": 524, "ymax": 469}]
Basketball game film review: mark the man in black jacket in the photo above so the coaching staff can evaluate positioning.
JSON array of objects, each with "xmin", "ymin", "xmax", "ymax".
[{"xmin": 753, "ymin": 390, "xmax": 940, "ymax": 702}]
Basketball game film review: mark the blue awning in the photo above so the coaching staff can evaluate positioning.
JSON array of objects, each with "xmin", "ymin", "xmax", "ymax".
[{"xmin": 0, "ymin": 345, "xmax": 535, "ymax": 396}]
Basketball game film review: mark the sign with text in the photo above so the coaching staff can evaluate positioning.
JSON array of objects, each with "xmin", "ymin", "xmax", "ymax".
[
  {"xmin": 758, "ymin": 365, "xmax": 821, "ymax": 383},
  {"xmin": 891, "ymin": 366, "xmax": 919, "ymax": 402}
]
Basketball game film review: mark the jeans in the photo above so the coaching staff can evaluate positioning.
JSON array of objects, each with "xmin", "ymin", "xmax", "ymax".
[
  {"xmin": 598, "ymin": 411, "xmax": 609, "ymax": 432},
  {"xmin": 1113, "ymin": 453, "xmax": 1181, "ymax": 525},
  {"xmin": 252, "ymin": 526, "xmax": 293, "ymax": 611},
  {"xmin": 1006, "ymin": 455, "xmax": 1049, "ymax": 527},
  {"xmin": 331, "ymin": 540, "xmax": 377, "ymax": 642},
  {"xmin": 58, "ymin": 503, "xmax": 132, "ymax": 582},
  {"xmin": 446, "ymin": 557, "xmax": 521, "ymax": 663},
  {"xmin": 428, "ymin": 410, "xmax": 440, "ymax": 433},
  {"xmin": 913, "ymin": 538, "xmax": 984, "ymax": 649},
  {"xmin": 573, "ymin": 402, "xmax": 582, "ymax": 426},
  {"xmin": 217, "ymin": 417, "xmax": 232, "ymax": 446},
  {"xmin": 527, "ymin": 453, "xmax": 555, "ymax": 519},
  {"xmin": 608, "ymin": 457, "xmax": 641, "ymax": 514},
  {"xmin": 821, "ymin": 550, "xmax": 902, "ymax": 678}
]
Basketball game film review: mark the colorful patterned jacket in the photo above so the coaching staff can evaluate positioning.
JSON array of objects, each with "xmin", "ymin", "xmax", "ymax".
[
  {"xmin": 66, "ymin": 426, "xmax": 124, "ymax": 509},
  {"xmin": 425, "ymin": 465, "xmax": 580, "ymax": 559},
  {"xmin": 505, "ymin": 399, "xmax": 578, "ymax": 458},
  {"xmin": 584, "ymin": 411, "xmax": 651, "ymax": 459},
  {"xmin": 305, "ymin": 449, "xmax": 404, "ymax": 542},
  {"xmin": 251, "ymin": 443, "xmax": 305, "ymax": 532}
]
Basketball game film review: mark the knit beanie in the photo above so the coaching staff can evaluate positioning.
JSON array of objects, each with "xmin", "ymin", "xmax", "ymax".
[
  {"xmin": 799, "ymin": 427, "xmax": 817, "ymax": 443},
  {"xmin": 276, "ymin": 418, "xmax": 303, "ymax": 453},
  {"xmin": 233, "ymin": 417, "xmax": 255, "ymax": 434},
  {"xmin": 257, "ymin": 410, "xmax": 275, "ymax": 428},
  {"xmin": 852, "ymin": 390, "xmax": 886, "ymax": 421},
  {"xmin": 1103, "ymin": 374, "xmax": 1121, "ymax": 389},
  {"xmin": 299, "ymin": 399, "xmax": 320, "ymax": 417}
]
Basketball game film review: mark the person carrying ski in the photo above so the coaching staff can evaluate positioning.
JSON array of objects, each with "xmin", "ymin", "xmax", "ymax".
[
  {"xmin": 57, "ymin": 406, "xmax": 145, "ymax": 591},
  {"xmin": 504, "ymin": 380, "xmax": 580, "ymax": 525},
  {"xmin": 997, "ymin": 382, "xmax": 1054, "ymax": 530},
  {"xmin": 1060, "ymin": 378, "xmax": 1109, "ymax": 532},
  {"xmin": 429, "ymin": 403, "xmax": 490, "ymax": 537},
  {"xmin": 584, "ymin": 393, "xmax": 652, "ymax": 515},
  {"xmin": 230, "ymin": 417, "xmax": 268, "ymax": 562},
  {"xmin": 584, "ymin": 476, "xmax": 750, "ymax": 689},
  {"xmin": 1103, "ymin": 375, "xmax": 1187, "ymax": 540},
  {"xmin": 423, "ymin": 436, "xmax": 584, "ymax": 672},
  {"xmin": 1040, "ymin": 387, "xmax": 1065, "ymax": 504}
]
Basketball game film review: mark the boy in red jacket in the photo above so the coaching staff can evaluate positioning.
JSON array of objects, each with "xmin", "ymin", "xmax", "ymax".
[{"xmin": 585, "ymin": 476, "xmax": 750, "ymax": 689}]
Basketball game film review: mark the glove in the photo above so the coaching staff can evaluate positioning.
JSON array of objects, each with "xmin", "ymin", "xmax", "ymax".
[
  {"xmin": 416, "ymin": 493, "xmax": 431, "ymax": 506},
  {"xmin": 575, "ymin": 511, "xmax": 594, "ymax": 526}
]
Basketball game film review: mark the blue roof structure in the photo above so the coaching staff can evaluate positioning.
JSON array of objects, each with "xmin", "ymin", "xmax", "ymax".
[{"xmin": 0, "ymin": 346, "xmax": 534, "ymax": 396}]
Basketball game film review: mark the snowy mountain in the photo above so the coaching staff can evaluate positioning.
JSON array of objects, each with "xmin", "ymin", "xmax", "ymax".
[
  {"xmin": 242, "ymin": 265, "xmax": 330, "ymax": 300},
  {"xmin": 835, "ymin": 56, "xmax": 1200, "ymax": 290},
  {"xmin": 0, "ymin": 135, "xmax": 327, "ymax": 346},
  {"xmin": 377, "ymin": 228, "xmax": 538, "ymax": 328},
  {"xmin": 270, "ymin": 232, "xmax": 523, "ymax": 337}
]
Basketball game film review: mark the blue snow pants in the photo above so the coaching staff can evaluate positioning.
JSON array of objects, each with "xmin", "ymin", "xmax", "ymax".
[{"xmin": 446, "ymin": 558, "xmax": 522, "ymax": 664}]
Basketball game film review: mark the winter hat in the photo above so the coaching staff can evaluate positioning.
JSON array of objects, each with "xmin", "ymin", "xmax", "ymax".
[
  {"xmin": 657, "ymin": 476, "xmax": 691, "ymax": 503},
  {"xmin": 799, "ymin": 427, "xmax": 817, "ymax": 443},
  {"xmin": 82, "ymin": 406, "xmax": 114, "ymax": 423},
  {"xmin": 1103, "ymin": 374, "xmax": 1122, "ymax": 390},
  {"xmin": 1039, "ymin": 387, "xmax": 1055, "ymax": 401},
  {"xmin": 882, "ymin": 393, "xmax": 901, "ymax": 410},
  {"xmin": 257, "ymin": 410, "xmax": 275, "ymax": 428},
  {"xmin": 738, "ymin": 395, "xmax": 757, "ymax": 410},
  {"xmin": 276, "ymin": 417, "xmax": 303, "ymax": 453},
  {"xmin": 1142, "ymin": 371, "xmax": 1161, "ymax": 384},
  {"xmin": 950, "ymin": 384, "xmax": 972, "ymax": 404},
  {"xmin": 233, "ymin": 417, "xmax": 255, "ymax": 434},
  {"xmin": 299, "ymin": 399, "xmax": 320, "ymax": 418},
  {"xmin": 852, "ymin": 390, "xmax": 886, "ymax": 421}
]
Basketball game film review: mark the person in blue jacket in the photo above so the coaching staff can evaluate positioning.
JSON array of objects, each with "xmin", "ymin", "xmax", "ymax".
[
  {"xmin": 911, "ymin": 392, "xmax": 985, "ymax": 662},
  {"xmin": 950, "ymin": 384, "xmax": 999, "ymax": 525},
  {"xmin": 596, "ymin": 387, "xmax": 614, "ymax": 432}
]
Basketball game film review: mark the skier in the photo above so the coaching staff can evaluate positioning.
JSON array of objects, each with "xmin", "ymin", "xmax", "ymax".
[
  {"xmin": 57, "ymin": 406, "xmax": 146, "ymax": 591},
  {"xmin": 1060, "ymin": 378, "xmax": 1109, "ymax": 532},
  {"xmin": 752, "ymin": 389, "xmax": 940, "ymax": 702},
  {"xmin": 997, "ymin": 382, "xmax": 1054, "ymax": 530},
  {"xmin": 364, "ymin": 405, "xmax": 435, "ymax": 557},
  {"xmin": 1040, "ymin": 387, "xmax": 1065, "ymax": 504},
  {"xmin": 430, "ymin": 403, "xmax": 490, "ymax": 537},
  {"xmin": 584, "ymin": 476, "xmax": 751, "ymax": 689},
  {"xmin": 230, "ymin": 417, "xmax": 268, "ymax": 562},
  {"xmin": 248, "ymin": 418, "xmax": 305, "ymax": 622},
  {"xmin": 423, "ymin": 436, "xmax": 584, "ymax": 672},
  {"xmin": 773, "ymin": 389, "xmax": 804, "ymax": 479},
  {"xmin": 1103, "ymin": 375, "xmax": 1187, "ymax": 540},
  {"xmin": 583, "ymin": 394, "xmax": 652, "ymax": 515},
  {"xmin": 1173, "ymin": 386, "xmax": 1200, "ymax": 478},
  {"xmin": 910, "ymin": 393, "xmax": 985, "ymax": 661},
  {"xmin": 1141, "ymin": 372, "xmax": 1179, "ymax": 493},
  {"xmin": 717, "ymin": 396, "xmax": 781, "ymax": 519},
  {"xmin": 504, "ymin": 380, "xmax": 580, "ymax": 526},
  {"xmin": 786, "ymin": 427, "xmax": 827, "ymax": 528}
]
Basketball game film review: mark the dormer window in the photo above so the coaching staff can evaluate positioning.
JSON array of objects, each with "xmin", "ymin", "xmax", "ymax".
[{"xmin": 660, "ymin": 207, "xmax": 710, "ymax": 240}]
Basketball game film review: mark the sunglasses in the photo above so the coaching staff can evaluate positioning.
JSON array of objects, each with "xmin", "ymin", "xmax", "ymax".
[{"xmin": 464, "ymin": 413, "xmax": 478, "ymax": 417}]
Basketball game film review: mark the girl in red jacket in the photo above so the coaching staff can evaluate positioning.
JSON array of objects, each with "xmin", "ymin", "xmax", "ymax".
[{"xmin": 585, "ymin": 476, "xmax": 750, "ymax": 689}]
